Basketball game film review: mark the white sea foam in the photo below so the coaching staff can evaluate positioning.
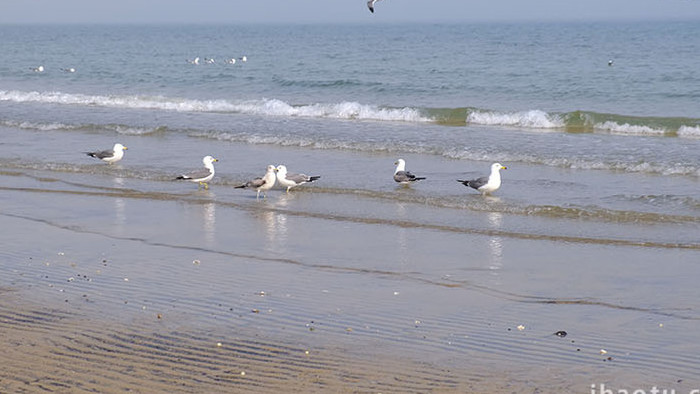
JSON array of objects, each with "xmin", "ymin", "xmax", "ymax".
[
  {"xmin": 466, "ymin": 110, "xmax": 564, "ymax": 129},
  {"xmin": 594, "ymin": 121, "xmax": 667, "ymax": 136},
  {"xmin": 678, "ymin": 125, "xmax": 700, "ymax": 139},
  {"xmin": 0, "ymin": 90, "xmax": 429, "ymax": 123}
]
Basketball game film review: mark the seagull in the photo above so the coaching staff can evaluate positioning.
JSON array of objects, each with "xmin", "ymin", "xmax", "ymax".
[
  {"xmin": 31, "ymin": 65, "xmax": 44, "ymax": 72},
  {"xmin": 187, "ymin": 57, "xmax": 200, "ymax": 65},
  {"xmin": 176, "ymin": 155, "xmax": 218, "ymax": 189},
  {"xmin": 85, "ymin": 143, "xmax": 127, "ymax": 164},
  {"xmin": 367, "ymin": 0, "xmax": 383, "ymax": 13},
  {"xmin": 457, "ymin": 163, "xmax": 507, "ymax": 195},
  {"xmin": 226, "ymin": 58, "xmax": 236, "ymax": 64},
  {"xmin": 205, "ymin": 57, "xmax": 216, "ymax": 64},
  {"xmin": 61, "ymin": 67, "xmax": 76, "ymax": 73},
  {"xmin": 235, "ymin": 165, "xmax": 277, "ymax": 199},
  {"xmin": 393, "ymin": 159, "xmax": 426, "ymax": 184},
  {"xmin": 276, "ymin": 165, "xmax": 321, "ymax": 193},
  {"xmin": 608, "ymin": 59, "xmax": 614, "ymax": 66},
  {"xmin": 239, "ymin": 56, "xmax": 247, "ymax": 62}
]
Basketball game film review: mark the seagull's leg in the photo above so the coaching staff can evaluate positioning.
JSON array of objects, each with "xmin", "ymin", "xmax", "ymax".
[{"xmin": 256, "ymin": 190, "xmax": 260, "ymax": 200}]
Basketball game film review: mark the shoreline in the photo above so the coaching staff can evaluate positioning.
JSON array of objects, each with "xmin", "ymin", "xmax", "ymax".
[{"xmin": 1, "ymin": 167, "xmax": 699, "ymax": 392}]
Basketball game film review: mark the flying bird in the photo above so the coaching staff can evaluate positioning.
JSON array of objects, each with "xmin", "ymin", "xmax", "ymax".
[
  {"xmin": 393, "ymin": 159, "xmax": 426, "ymax": 184},
  {"xmin": 85, "ymin": 143, "xmax": 127, "ymax": 164},
  {"xmin": 457, "ymin": 163, "xmax": 507, "ymax": 195},
  {"xmin": 235, "ymin": 165, "xmax": 277, "ymax": 199},
  {"xmin": 276, "ymin": 165, "xmax": 320, "ymax": 193},
  {"xmin": 176, "ymin": 155, "xmax": 218, "ymax": 189},
  {"xmin": 367, "ymin": 0, "xmax": 383, "ymax": 13}
]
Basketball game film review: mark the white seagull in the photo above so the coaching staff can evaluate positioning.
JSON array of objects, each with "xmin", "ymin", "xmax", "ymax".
[
  {"xmin": 393, "ymin": 159, "xmax": 426, "ymax": 184},
  {"xmin": 61, "ymin": 67, "xmax": 76, "ymax": 73},
  {"xmin": 85, "ymin": 143, "xmax": 128, "ymax": 164},
  {"xmin": 176, "ymin": 155, "xmax": 218, "ymax": 189},
  {"xmin": 235, "ymin": 165, "xmax": 277, "ymax": 199},
  {"xmin": 276, "ymin": 165, "xmax": 321, "ymax": 193},
  {"xmin": 31, "ymin": 65, "xmax": 45, "ymax": 72},
  {"xmin": 226, "ymin": 58, "xmax": 236, "ymax": 64},
  {"xmin": 239, "ymin": 55, "xmax": 247, "ymax": 62},
  {"xmin": 367, "ymin": 0, "xmax": 383, "ymax": 13},
  {"xmin": 188, "ymin": 57, "xmax": 200, "ymax": 65},
  {"xmin": 457, "ymin": 163, "xmax": 507, "ymax": 195}
]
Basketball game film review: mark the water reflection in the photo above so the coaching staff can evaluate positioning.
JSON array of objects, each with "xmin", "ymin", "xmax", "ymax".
[
  {"xmin": 487, "ymin": 211, "xmax": 503, "ymax": 273},
  {"xmin": 113, "ymin": 177, "xmax": 126, "ymax": 234},
  {"xmin": 256, "ymin": 197, "xmax": 289, "ymax": 254},
  {"xmin": 202, "ymin": 202, "xmax": 216, "ymax": 247},
  {"xmin": 395, "ymin": 202, "xmax": 411, "ymax": 270}
]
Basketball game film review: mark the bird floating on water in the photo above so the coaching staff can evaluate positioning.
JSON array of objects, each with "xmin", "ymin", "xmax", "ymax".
[
  {"xmin": 31, "ymin": 65, "xmax": 44, "ymax": 72},
  {"xmin": 457, "ymin": 163, "xmax": 507, "ymax": 195},
  {"xmin": 176, "ymin": 155, "xmax": 218, "ymax": 189},
  {"xmin": 61, "ymin": 67, "xmax": 76, "ymax": 73},
  {"xmin": 85, "ymin": 143, "xmax": 127, "ymax": 164}
]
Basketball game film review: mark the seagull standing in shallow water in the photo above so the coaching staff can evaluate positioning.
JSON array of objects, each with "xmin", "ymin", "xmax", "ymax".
[
  {"xmin": 85, "ymin": 143, "xmax": 127, "ymax": 164},
  {"xmin": 457, "ymin": 163, "xmax": 507, "ymax": 195},
  {"xmin": 367, "ymin": 0, "xmax": 383, "ymax": 13},
  {"xmin": 236, "ymin": 165, "xmax": 277, "ymax": 199},
  {"xmin": 176, "ymin": 155, "xmax": 218, "ymax": 189},
  {"xmin": 393, "ymin": 159, "xmax": 426, "ymax": 184},
  {"xmin": 276, "ymin": 165, "xmax": 321, "ymax": 193}
]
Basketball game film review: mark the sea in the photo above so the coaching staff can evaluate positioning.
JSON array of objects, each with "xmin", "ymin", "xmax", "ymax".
[{"xmin": 1, "ymin": 22, "xmax": 700, "ymax": 389}]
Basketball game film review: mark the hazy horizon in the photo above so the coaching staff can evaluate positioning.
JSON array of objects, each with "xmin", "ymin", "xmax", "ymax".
[{"xmin": 1, "ymin": 0, "xmax": 699, "ymax": 24}]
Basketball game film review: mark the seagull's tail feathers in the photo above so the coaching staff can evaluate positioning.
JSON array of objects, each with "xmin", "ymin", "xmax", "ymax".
[
  {"xmin": 84, "ymin": 152, "xmax": 97, "ymax": 158},
  {"xmin": 457, "ymin": 179, "xmax": 470, "ymax": 186},
  {"xmin": 412, "ymin": 177, "xmax": 426, "ymax": 181},
  {"xmin": 309, "ymin": 176, "xmax": 321, "ymax": 182},
  {"xmin": 234, "ymin": 184, "xmax": 247, "ymax": 189},
  {"xmin": 175, "ymin": 175, "xmax": 190, "ymax": 180}
]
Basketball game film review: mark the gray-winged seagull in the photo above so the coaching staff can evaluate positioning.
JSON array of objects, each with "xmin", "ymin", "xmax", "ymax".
[
  {"xmin": 394, "ymin": 159, "xmax": 426, "ymax": 184},
  {"xmin": 367, "ymin": 0, "xmax": 383, "ymax": 13},
  {"xmin": 176, "ymin": 155, "xmax": 218, "ymax": 189},
  {"xmin": 235, "ymin": 165, "xmax": 277, "ymax": 199},
  {"xmin": 457, "ymin": 163, "xmax": 507, "ymax": 195},
  {"xmin": 85, "ymin": 143, "xmax": 127, "ymax": 164},
  {"xmin": 276, "ymin": 165, "xmax": 320, "ymax": 193}
]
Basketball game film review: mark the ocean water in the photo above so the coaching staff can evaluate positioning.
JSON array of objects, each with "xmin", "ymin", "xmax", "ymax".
[
  {"xmin": 1, "ymin": 22, "xmax": 700, "ymax": 388},
  {"xmin": 1, "ymin": 22, "xmax": 698, "ymax": 234}
]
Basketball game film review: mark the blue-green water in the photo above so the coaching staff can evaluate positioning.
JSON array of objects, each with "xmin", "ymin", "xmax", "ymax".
[{"xmin": 1, "ymin": 22, "xmax": 699, "ymax": 389}]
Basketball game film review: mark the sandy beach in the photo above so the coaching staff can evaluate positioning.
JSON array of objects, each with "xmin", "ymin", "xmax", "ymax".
[
  {"xmin": 2, "ymin": 161, "xmax": 699, "ymax": 393},
  {"xmin": 2, "ymin": 22, "xmax": 699, "ymax": 393}
]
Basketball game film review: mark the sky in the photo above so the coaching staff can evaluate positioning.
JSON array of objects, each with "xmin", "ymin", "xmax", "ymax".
[{"xmin": 0, "ymin": 0, "xmax": 699, "ymax": 24}]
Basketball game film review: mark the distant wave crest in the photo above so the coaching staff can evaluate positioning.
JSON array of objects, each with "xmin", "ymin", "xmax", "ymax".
[
  {"xmin": 0, "ymin": 90, "xmax": 429, "ymax": 123},
  {"xmin": 2, "ymin": 89, "xmax": 699, "ymax": 137}
]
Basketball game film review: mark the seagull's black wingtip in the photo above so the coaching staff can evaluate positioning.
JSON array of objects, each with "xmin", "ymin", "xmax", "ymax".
[{"xmin": 368, "ymin": 7, "xmax": 374, "ymax": 13}]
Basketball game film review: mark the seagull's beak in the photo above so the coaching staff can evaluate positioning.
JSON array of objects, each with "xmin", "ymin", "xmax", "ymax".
[
  {"xmin": 213, "ymin": 158, "xmax": 219, "ymax": 162},
  {"xmin": 501, "ymin": 165, "xmax": 507, "ymax": 170},
  {"xmin": 123, "ymin": 146, "xmax": 128, "ymax": 150}
]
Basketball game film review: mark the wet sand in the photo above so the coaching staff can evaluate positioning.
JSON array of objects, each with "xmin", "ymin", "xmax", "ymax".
[{"xmin": 1, "ymin": 167, "xmax": 699, "ymax": 393}]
